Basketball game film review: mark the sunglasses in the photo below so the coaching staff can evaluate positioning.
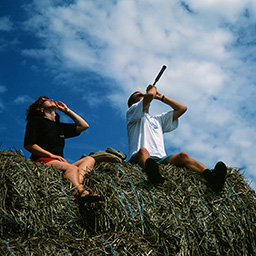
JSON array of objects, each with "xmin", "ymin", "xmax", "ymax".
[{"xmin": 39, "ymin": 97, "xmax": 52, "ymax": 106}]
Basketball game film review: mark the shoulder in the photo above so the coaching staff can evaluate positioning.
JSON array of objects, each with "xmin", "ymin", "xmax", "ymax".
[
  {"xmin": 127, "ymin": 99, "xmax": 143, "ymax": 114},
  {"xmin": 26, "ymin": 114, "xmax": 42, "ymax": 124},
  {"xmin": 126, "ymin": 99, "xmax": 144, "ymax": 122}
]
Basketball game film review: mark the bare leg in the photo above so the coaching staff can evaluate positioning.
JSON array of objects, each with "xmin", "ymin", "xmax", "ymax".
[
  {"xmin": 46, "ymin": 160, "xmax": 88, "ymax": 195},
  {"xmin": 73, "ymin": 156, "xmax": 96, "ymax": 184},
  {"xmin": 133, "ymin": 147, "xmax": 150, "ymax": 168},
  {"xmin": 133, "ymin": 149, "xmax": 206, "ymax": 174},
  {"xmin": 168, "ymin": 152, "xmax": 227, "ymax": 192},
  {"xmin": 46, "ymin": 159, "xmax": 102, "ymax": 202},
  {"xmin": 133, "ymin": 148, "xmax": 164, "ymax": 185},
  {"xmin": 168, "ymin": 152, "xmax": 207, "ymax": 174}
]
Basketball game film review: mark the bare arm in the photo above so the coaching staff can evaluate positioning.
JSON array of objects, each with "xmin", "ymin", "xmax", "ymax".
[
  {"xmin": 155, "ymin": 91, "xmax": 187, "ymax": 121},
  {"xmin": 143, "ymin": 84, "xmax": 157, "ymax": 112},
  {"xmin": 55, "ymin": 101, "xmax": 89, "ymax": 133},
  {"xmin": 24, "ymin": 144, "xmax": 67, "ymax": 162}
]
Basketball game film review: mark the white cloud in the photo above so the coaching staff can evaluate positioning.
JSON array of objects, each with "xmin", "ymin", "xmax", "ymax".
[
  {"xmin": 14, "ymin": 95, "xmax": 33, "ymax": 105},
  {"xmin": 0, "ymin": 16, "xmax": 13, "ymax": 31},
  {"xmin": 0, "ymin": 86, "xmax": 7, "ymax": 112},
  {"xmin": 21, "ymin": 0, "xmax": 256, "ymax": 190},
  {"xmin": 82, "ymin": 91, "xmax": 107, "ymax": 109},
  {"xmin": 0, "ymin": 85, "xmax": 7, "ymax": 93},
  {"xmin": 0, "ymin": 99, "xmax": 4, "ymax": 113},
  {"xmin": 186, "ymin": 0, "xmax": 256, "ymax": 24}
]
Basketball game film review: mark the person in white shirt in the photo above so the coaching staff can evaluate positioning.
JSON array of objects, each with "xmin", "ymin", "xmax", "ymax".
[{"xmin": 126, "ymin": 84, "xmax": 226, "ymax": 192}]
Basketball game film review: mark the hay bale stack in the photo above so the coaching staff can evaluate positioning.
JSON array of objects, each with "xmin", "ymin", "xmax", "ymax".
[{"xmin": 0, "ymin": 150, "xmax": 256, "ymax": 255}]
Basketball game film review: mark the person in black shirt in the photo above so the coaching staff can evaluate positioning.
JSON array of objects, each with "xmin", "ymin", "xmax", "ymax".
[{"xmin": 24, "ymin": 96, "xmax": 102, "ymax": 203}]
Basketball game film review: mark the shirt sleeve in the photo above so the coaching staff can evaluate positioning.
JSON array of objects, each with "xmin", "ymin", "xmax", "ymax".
[
  {"xmin": 126, "ymin": 99, "xmax": 144, "ymax": 125},
  {"xmin": 61, "ymin": 123, "xmax": 79, "ymax": 139},
  {"xmin": 155, "ymin": 111, "xmax": 178, "ymax": 133}
]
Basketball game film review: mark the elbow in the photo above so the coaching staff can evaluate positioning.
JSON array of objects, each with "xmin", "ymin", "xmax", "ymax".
[
  {"xmin": 24, "ymin": 144, "xmax": 33, "ymax": 152},
  {"xmin": 180, "ymin": 105, "xmax": 187, "ymax": 116},
  {"xmin": 77, "ymin": 124, "xmax": 89, "ymax": 133},
  {"xmin": 84, "ymin": 123, "xmax": 89, "ymax": 131},
  {"xmin": 183, "ymin": 105, "xmax": 187, "ymax": 114},
  {"xmin": 174, "ymin": 105, "xmax": 187, "ymax": 120},
  {"xmin": 24, "ymin": 144, "xmax": 30, "ymax": 150}
]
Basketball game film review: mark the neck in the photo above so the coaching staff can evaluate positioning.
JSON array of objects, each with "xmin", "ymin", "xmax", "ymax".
[{"xmin": 43, "ymin": 108, "xmax": 56, "ymax": 121}]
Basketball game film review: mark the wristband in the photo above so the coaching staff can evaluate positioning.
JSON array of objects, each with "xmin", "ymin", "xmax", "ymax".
[
  {"xmin": 161, "ymin": 95, "xmax": 165, "ymax": 102},
  {"xmin": 65, "ymin": 108, "xmax": 70, "ymax": 114}
]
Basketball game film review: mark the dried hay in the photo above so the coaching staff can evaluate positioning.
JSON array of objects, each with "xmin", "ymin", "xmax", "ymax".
[{"xmin": 0, "ymin": 150, "xmax": 256, "ymax": 255}]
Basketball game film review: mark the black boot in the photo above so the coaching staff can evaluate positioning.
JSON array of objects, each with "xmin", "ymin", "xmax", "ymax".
[
  {"xmin": 145, "ymin": 158, "xmax": 165, "ymax": 185},
  {"xmin": 203, "ymin": 161, "xmax": 227, "ymax": 193}
]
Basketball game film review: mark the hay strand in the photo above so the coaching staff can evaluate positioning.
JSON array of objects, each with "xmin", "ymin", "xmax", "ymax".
[{"xmin": 0, "ymin": 150, "xmax": 256, "ymax": 255}]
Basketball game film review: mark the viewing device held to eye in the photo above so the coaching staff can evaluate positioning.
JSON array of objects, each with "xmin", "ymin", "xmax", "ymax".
[{"xmin": 153, "ymin": 65, "xmax": 167, "ymax": 86}]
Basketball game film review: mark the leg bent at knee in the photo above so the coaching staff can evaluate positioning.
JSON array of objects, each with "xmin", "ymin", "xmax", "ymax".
[
  {"xmin": 134, "ymin": 147, "xmax": 151, "ymax": 168},
  {"xmin": 137, "ymin": 147, "xmax": 150, "ymax": 157},
  {"xmin": 64, "ymin": 165, "xmax": 80, "ymax": 177},
  {"xmin": 81, "ymin": 156, "xmax": 95, "ymax": 166},
  {"xmin": 169, "ymin": 152, "xmax": 191, "ymax": 166},
  {"xmin": 177, "ymin": 152, "xmax": 190, "ymax": 161}
]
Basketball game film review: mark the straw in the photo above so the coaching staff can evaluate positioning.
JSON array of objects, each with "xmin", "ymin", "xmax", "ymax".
[{"xmin": 1, "ymin": 150, "xmax": 256, "ymax": 255}]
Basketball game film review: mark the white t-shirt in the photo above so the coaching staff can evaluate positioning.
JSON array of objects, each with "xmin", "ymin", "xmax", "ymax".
[{"xmin": 126, "ymin": 99, "xmax": 178, "ymax": 160}]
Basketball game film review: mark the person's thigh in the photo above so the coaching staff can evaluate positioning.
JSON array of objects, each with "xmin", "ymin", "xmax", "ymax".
[
  {"xmin": 46, "ymin": 160, "xmax": 73, "ymax": 171},
  {"xmin": 168, "ymin": 152, "xmax": 191, "ymax": 166},
  {"xmin": 167, "ymin": 153, "xmax": 182, "ymax": 165},
  {"xmin": 73, "ymin": 156, "xmax": 95, "ymax": 167}
]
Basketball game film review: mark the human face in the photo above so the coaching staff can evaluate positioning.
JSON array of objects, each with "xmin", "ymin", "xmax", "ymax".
[{"xmin": 40, "ymin": 98, "xmax": 56, "ymax": 108}]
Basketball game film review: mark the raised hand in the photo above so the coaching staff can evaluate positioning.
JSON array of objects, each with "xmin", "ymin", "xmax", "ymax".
[{"xmin": 55, "ymin": 101, "xmax": 69, "ymax": 113}]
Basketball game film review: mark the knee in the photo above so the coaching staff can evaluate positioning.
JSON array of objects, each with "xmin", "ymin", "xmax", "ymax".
[
  {"xmin": 87, "ymin": 156, "xmax": 96, "ymax": 165},
  {"xmin": 176, "ymin": 152, "xmax": 190, "ymax": 164},
  {"xmin": 178, "ymin": 152, "xmax": 189, "ymax": 159},
  {"xmin": 133, "ymin": 147, "xmax": 150, "ymax": 164},
  {"xmin": 137, "ymin": 147, "xmax": 149, "ymax": 156},
  {"xmin": 82, "ymin": 156, "xmax": 96, "ymax": 166}
]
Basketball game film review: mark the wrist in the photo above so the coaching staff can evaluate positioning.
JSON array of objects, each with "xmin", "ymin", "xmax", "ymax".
[
  {"xmin": 65, "ymin": 108, "xmax": 70, "ymax": 114},
  {"xmin": 161, "ymin": 95, "xmax": 165, "ymax": 102}
]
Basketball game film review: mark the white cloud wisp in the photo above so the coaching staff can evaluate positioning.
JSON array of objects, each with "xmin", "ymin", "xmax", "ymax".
[{"xmin": 19, "ymin": 0, "xmax": 256, "ymax": 189}]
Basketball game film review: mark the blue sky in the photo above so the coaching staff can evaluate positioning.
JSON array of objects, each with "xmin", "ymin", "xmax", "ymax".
[{"xmin": 1, "ymin": 0, "xmax": 256, "ymax": 191}]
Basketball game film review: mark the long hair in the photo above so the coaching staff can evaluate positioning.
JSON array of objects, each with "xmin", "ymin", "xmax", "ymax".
[{"xmin": 25, "ymin": 96, "xmax": 60, "ymax": 122}]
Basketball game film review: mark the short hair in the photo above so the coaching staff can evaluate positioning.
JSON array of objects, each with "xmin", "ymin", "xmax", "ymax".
[{"xmin": 127, "ymin": 91, "xmax": 140, "ymax": 108}]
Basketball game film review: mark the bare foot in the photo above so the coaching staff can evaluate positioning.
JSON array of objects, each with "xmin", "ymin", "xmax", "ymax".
[{"xmin": 76, "ymin": 185, "xmax": 102, "ymax": 203}]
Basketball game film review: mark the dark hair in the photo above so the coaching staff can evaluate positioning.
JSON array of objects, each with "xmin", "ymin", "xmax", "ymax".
[
  {"xmin": 127, "ymin": 91, "xmax": 141, "ymax": 108},
  {"xmin": 25, "ymin": 96, "xmax": 60, "ymax": 122}
]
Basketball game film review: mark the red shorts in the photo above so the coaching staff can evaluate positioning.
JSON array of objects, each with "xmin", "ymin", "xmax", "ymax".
[{"xmin": 35, "ymin": 157, "xmax": 57, "ymax": 164}]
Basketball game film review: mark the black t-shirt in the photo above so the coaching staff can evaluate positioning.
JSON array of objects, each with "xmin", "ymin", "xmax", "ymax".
[{"xmin": 24, "ymin": 115, "xmax": 79, "ymax": 161}]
